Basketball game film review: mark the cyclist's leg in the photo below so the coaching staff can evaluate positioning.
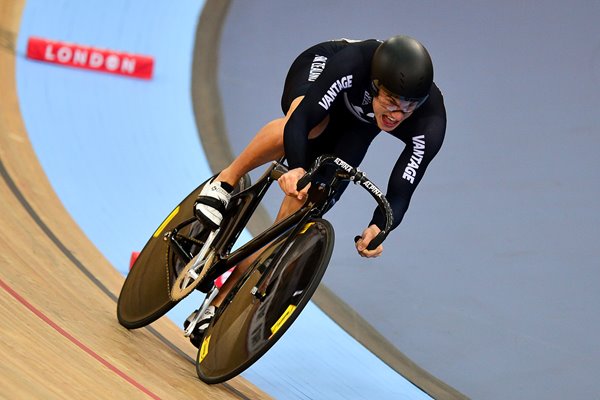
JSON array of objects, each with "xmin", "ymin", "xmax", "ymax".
[
  {"xmin": 192, "ymin": 45, "xmax": 333, "ymax": 326},
  {"xmin": 215, "ymin": 117, "xmax": 287, "ymax": 187},
  {"xmin": 192, "ymin": 100, "xmax": 328, "ymax": 327},
  {"xmin": 212, "ymin": 116, "xmax": 376, "ymax": 305},
  {"xmin": 216, "ymin": 96, "xmax": 328, "ymax": 187},
  {"xmin": 210, "ymin": 112, "xmax": 336, "ymax": 308},
  {"xmin": 194, "ymin": 97, "xmax": 324, "ymax": 228},
  {"xmin": 214, "ymin": 42, "xmax": 333, "ymax": 187},
  {"xmin": 210, "ymin": 118, "xmax": 357, "ymax": 309}
]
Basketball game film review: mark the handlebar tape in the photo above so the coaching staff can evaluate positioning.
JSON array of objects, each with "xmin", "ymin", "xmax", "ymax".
[
  {"xmin": 354, "ymin": 232, "xmax": 386, "ymax": 251},
  {"xmin": 296, "ymin": 174, "xmax": 312, "ymax": 192}
]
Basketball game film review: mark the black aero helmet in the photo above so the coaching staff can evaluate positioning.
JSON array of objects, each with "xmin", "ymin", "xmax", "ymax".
[{"xmin": 371, "ymin": 35, "xmax": 433, "ymax": 103}]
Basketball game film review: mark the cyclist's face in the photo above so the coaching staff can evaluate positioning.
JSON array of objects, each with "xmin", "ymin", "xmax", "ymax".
[{"xmin": 372, "ymin": 87, "xmax": 415, "ymax": 131}]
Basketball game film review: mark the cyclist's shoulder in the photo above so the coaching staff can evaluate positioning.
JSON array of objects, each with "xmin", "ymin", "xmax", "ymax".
[
  {"xmin": 391, "ymin": 86, "xmax": 447, "ymax": 146},
  {"xmin": 410, "ymin": 83, "xmax": 446, "ymax": 122},
  {"xmin": 316, "ymin": 38, "xmax": 380, "ymax": 66},
  {"xmin": 334, "ymin": 38, "xmax": 381, "ymax": 49},
  {"xmin": 333, "ymin": 38, "xmax": 380, "ymax": 58}
]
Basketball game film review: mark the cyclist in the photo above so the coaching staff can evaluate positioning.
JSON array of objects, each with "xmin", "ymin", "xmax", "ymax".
[{"xmin": 188, "ymin": 35, "xmax": 446, "ymax": 338}]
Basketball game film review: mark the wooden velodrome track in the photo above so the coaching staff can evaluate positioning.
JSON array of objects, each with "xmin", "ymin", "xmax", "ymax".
[{"xmin": 0, "ymin": 1, "xmax": 270, "ymax": 398}]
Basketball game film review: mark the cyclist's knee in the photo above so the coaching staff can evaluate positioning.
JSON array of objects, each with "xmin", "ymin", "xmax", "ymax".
[
  {"xmin": 308, "ymin": 116, "xmax": 329, "ymax": 139},
  {"xmin": 260, "ymin": 118, "xmax": 286, "ymax": 151},
  {"xmin": 283, "ymin": 96, "xmax": 328, "ymax": 139}
]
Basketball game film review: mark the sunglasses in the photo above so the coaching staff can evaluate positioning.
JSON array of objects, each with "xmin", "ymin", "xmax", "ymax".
[{"xmin": 372, "ymin": 80, "xmax": 429, "ymax": 113}]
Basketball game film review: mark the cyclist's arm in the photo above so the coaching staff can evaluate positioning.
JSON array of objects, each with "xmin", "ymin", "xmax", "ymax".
[{"xmin": 370, "ymin": 112, "xmax": 446, "ymax": 232}]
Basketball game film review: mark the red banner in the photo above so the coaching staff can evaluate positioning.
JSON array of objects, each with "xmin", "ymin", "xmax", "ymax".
[{"xmin": 26, "ymin": 36, "xmax": 154, "ymax": 80}]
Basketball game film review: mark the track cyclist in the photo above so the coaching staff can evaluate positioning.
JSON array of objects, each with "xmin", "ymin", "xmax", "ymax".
[{"xmin": 188, "ymin": 35, "xmax": 447, "ymax": 342}]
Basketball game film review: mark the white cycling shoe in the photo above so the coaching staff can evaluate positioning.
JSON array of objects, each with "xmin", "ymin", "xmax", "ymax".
[
  {"xmin": 184, "ymin": 305, "xmax": 216, "ymax": 348},
  {"xmin": 194, "ymin": 179, "xmax": 232, "ymax": 229}
]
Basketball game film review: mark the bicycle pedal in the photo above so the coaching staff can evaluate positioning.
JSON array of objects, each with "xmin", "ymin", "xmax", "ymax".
[
  {"xmin": 183, "ymin": 286, "xmax": 219, "ymax": 337},
  {"xmin": 183, "ymin": 310, "xmax": 203, "ymax": 337}
]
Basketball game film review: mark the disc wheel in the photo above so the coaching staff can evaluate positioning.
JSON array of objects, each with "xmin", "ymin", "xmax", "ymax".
[
  {"xmin": 196, "ymin": 218, "xmax": 335, "ymax": 383},
  {"xmin": 117, "ymin": 174, "xmax": 250, "ymax": 329}
]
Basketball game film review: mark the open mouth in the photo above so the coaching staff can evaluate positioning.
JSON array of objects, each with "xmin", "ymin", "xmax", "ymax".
[{"xmin": 382, "ymin": 114, "xmax": 399, "ymax": 129}]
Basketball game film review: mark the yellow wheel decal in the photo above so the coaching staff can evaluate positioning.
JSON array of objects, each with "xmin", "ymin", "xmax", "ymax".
[
  {"xmin": 199, "ymin": 335, "xmax": 211, "ymax": 363},
  {"xmin": 153, "ymin": 206, "xmax": 180, "ymax": 238},
  {"xmin": 270, "ymin": 305, "xmax": 297, "ymax": 338},
  {"xmin": 299, "ymin": 222, "xmax": 314, "ymax": 235}
]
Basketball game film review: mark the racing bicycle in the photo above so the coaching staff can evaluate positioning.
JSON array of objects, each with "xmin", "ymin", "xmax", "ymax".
[{"xmin": 117, "ymin": 155, "xmax": 393, "ymax": 383}]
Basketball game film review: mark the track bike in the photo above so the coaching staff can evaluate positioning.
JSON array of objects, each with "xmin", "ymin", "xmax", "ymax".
[{"xmin": 117, "ymin": 155, "xmax": 393, "ymax": 383}]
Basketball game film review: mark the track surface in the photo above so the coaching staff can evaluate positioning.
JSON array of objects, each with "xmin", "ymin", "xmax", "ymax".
[
  {"xmin": 217, "ymin": 1, "xmax": 600, "ymax": 398},
  {"xmin": 0, "ymin": 1, "xmax": 269, "ymax": 398}
]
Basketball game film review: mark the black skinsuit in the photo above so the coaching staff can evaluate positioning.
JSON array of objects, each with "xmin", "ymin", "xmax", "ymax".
[{"xmin": 281, "ymin": 39, "xmax": 447, "ymax": 231}]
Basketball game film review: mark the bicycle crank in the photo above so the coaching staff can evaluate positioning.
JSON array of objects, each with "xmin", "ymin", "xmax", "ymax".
[{"xmin": 170, "ymin": 229, "xmax": 219, "ymax": 300}]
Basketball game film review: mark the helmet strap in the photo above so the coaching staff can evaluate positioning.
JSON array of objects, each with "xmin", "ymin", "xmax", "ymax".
[{"xmin": 370, "ymin": 80, "xmax": 380, "ymax": 97}]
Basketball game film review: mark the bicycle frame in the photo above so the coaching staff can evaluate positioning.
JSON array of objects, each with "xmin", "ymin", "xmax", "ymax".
[
  {"xmin": 166, "ymin": 155, "xmax": 393, "ymax": 297},
  {"xmin": 118, "ymin": 154, "xmax": 396, "ymax": 380},
  {"xmin": 194, "ymin": 155, "xmax": 395, "ymax": 384},
  {"xmin": 198, "ymin": 160, "xmax": 325, "ymax": 289}
]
